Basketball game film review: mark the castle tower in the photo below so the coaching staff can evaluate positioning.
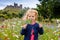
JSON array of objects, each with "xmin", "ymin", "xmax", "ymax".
[
  {"xmin": 14, "ymin": 2, "xmax": 18, "ymax": 7},
  {"xmin": 20, "ymin": 4, "xmax": 22, "ymax": 9}
]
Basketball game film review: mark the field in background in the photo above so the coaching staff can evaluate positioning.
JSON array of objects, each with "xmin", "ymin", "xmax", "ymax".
[{"xmin": 0, "ymin": 18, "xmax": 60, "ymax": 40}]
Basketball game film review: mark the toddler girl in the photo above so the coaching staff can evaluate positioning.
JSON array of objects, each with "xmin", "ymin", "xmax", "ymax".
[{"xmin": 21, "ymin": 9, "xmax": 44, "ymax": 40}]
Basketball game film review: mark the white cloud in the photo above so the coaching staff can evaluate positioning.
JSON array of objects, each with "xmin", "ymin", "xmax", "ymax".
[{"xmin": 0, "ymin": 6, "xmax": 5, "ymax": 10}]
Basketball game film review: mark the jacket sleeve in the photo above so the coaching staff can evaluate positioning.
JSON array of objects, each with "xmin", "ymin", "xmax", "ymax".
[
  {"xmin": 38, "ymin": 26, "xmax": 44, "ymax": 35},
  {"xmin": 20, "ymin": 28, "xmax": 26, "ymax": 35}
]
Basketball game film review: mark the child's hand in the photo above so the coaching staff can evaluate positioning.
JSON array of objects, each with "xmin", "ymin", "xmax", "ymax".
[
  {"xmin": 39, "ymin": 23, "xmax": 43, "ymax": 28},
  {"xmin": 22, "ymin": 24, "xmax": 27, "ymax": 29}
]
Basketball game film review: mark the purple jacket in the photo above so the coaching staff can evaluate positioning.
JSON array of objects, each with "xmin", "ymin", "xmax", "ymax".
[{"xmin": 20, "ymin": 23, "xmax": 44, "ymax": 40}]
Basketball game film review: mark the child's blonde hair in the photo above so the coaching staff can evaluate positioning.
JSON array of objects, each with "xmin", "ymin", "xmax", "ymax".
[{"xmin": 22, "ymin": 9, "xmax": 38, "ymax": 20}]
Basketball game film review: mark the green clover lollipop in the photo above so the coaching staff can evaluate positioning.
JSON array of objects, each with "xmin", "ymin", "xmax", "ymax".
[
  {"xmin": 25, "ymin": 19, "xmax": 32, "ymax": 24},
  {"xmin": 21, "ymin": 19, "xmax": 32, "ymax": 26}
]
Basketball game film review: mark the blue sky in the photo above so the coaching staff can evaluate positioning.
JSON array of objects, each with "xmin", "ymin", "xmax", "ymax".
[{"xmin": 0, "ymin": 0, "xmax": 40, "ymax": 10}]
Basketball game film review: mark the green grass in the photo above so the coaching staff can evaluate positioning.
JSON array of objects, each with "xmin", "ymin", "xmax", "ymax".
[{"xmin": 0, "ymin": 18, "xmax": 60, "ymax": 40}]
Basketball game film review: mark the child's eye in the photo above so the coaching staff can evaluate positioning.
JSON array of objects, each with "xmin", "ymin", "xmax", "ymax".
[
  {"xmin": 32, "ymin": 16, "xmax": 34, "ymax": 17},
  {"xmin": 29, "ymin": 16, "xmax": 31, "ymax": 17}
]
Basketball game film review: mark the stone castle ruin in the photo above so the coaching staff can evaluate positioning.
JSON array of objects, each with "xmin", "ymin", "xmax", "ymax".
[{"xmin": 4, "ymin": 3, "xmax": 22, "ymax": 10}]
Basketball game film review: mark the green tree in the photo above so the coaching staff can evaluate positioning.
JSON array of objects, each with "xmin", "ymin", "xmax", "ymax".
[
  {"xmin": 53, "ymin": 1, "xmax": 60, "ymax": 18},
  {"xmin": 36, "ymin": 0, "xmax": 58, "ymax": 21},
  {"xmin": 18, "ymin": 7, "xmax": 29, "ymax": 18}
]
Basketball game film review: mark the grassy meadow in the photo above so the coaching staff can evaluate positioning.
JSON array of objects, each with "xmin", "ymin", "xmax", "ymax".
[{"xmin": 0, "ymin": 18, "xmax": 60, "ymax": 40}]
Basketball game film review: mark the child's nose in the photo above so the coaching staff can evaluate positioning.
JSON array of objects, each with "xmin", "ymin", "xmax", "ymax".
[{"xmin": 30, "ymin": 17, "xmax": 32, "ymax": 19}]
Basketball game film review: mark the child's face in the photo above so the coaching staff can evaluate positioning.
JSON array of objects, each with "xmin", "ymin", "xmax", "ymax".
[{"xmin": 28, "ymin": 12, "xmax": 36, "ymax": 21}]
